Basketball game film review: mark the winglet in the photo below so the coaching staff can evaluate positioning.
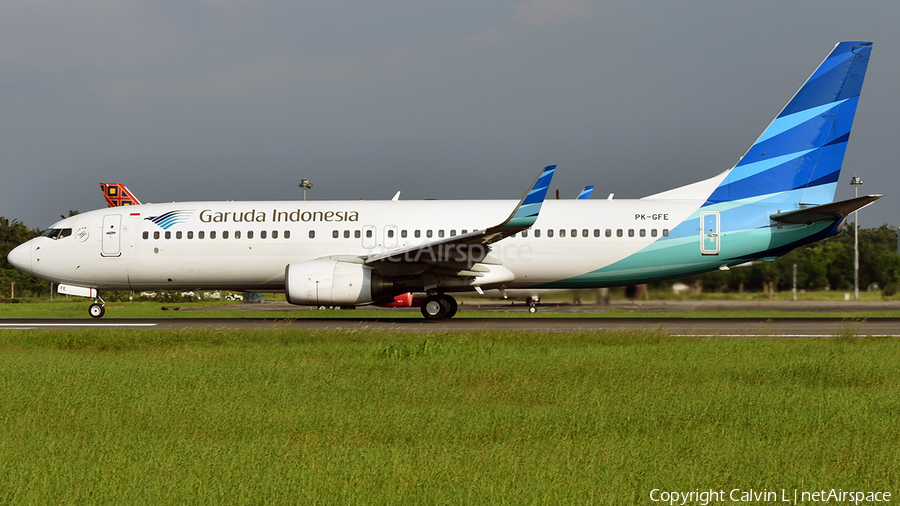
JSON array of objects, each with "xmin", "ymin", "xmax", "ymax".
[
  {"xmin": 100, "ymin": 183, "xmax": 142, "ymax": 207},
  {"xmin": 500, "ymin": 165, "xmax": 555, "ymax": 229},
  {"xmin": 577, "ymin": 185, "xmax": 594, "ymax": 200}
]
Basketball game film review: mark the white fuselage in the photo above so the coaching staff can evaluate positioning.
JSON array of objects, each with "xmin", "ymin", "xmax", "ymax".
[{"xmin": 12, "ymin": 196, "xmax": 705, "ymax": 294}]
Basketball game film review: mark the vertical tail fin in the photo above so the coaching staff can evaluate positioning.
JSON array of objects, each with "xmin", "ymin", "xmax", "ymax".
[
  {"xmin": 706, "ymin": 42, "xmax": 872, "ymax": 208},
  {"xmin": 100, "ymin": 183, "xmax": 142, "ymax": 207}
]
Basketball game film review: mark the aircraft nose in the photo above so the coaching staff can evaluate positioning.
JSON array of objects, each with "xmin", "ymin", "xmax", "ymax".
[{"xmin": 7, "ymin": 242, "xmax": 32, "ymax": 273}]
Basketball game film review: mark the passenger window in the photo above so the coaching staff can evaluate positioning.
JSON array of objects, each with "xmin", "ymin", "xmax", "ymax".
[
  {"xmin": 332, "ymin": 230, "xmax": 339, "ymax": 239},
  {"xmin": 461, "ymin": 229, "xmax": 468, "ymax": 234},
  {"xmin": 559, "ymin": 229, "xmax": 565, "ymax": 238},
  {"xmin": 616, "ymin": 229, "xmax": 623, "ymax": 237},
  {"xmin": 247, "ymin": 231, "xmax": 253, "ymax": 239},
  {"xmin": 143, "ymin": 231, "xmax": 149, "ymax": 240},
  {"xmin": 639, "ymin": 229, "xmax": 646, "ymax": 237},
  {"xmin": 260, "ymin": 230, "xmax": 266, "ymax": 239},
  {"xmin": 401, "ymin": 230, "xmax": 407, "ymax": 238},
  {"xmin": 188, "ymin": 231, "xmax": 194, "ymax": 239},
  {"xmin": 628, "ymin": 229, "xmax": 634, "ymax": 237},
  {"xmin": 199, "ymin": 231, "xmax": 205, "ymax": 239},
  {"xmin": 210, "ymin": 231, "xmax": 216, "ymax": 239},
  {"xmin": 651, "ymin": 229, "xmax": 658, "ymax": 237},
  {"xmin": 366, "ymin": 230, "xmax": 373, "ymax": 238},
  {"xmin": 223, "ymin": 231, "xmax": 229, "ymax": 239},
  {"xmin": 284, "ymin": 230, "xmax": 290, "ymax": 239},
  {"xmin": 662, "ymin": 229, "xmax": 669, "ymax": 237},
  {"xmin": 593, "ymin": 229, "xmax": 600, "ymax": 237},
  {"xmin": 343, "ymin": 230, "xmax": 350, "ymax": 239},
  {"xmin": 571, "ymin": 229, "xmax": 577, "ymax": 238},
  {"xmin": 165, "ymin": 231, "xmax": 171, "ymax": 239},
  {"xmin": 450, "ymin": 229, "xmax": 457, "ymax": 236},
  {"xmin": 176, "ymin": 231, "xmax": 182, "ymax": 239},
  {"xmin": 535, "ymin": 229, "xmax": 541, "ymax": 238},
  {"xmin": 355, "ymin": 230, "xmax": 361, "ymax": 239},
  {"xmin": 235, "ymin": 231, "xmax": 241, "ymax": 239},
  {"xmin": 154, "ymin": 231, "xmax": 160, "ymax": 239},
  {"xmin": 387, "ymin": 229, "xmax": 394, "ymax": 238},
  {"xmin": 605, "ymin": 229, "xmax": 612, "ymax": 237},
  {"xmin": 521, "ymin": 230, "xmax": 528, "ymax": 238},
  {"xmin": 582, "ymin": 229, "xmax": 588, "ymax": 237},
  {"xmin": 548, "ymin": 229, "xmax": 554, "ymax": 238},
  {"xmin": 415, "ymin": 230, "xmax": 421, "ymax": 238},
  {"xmin": 438, "ymin": 230, "xmax": 444, "ymax": 238},
  {"xmin": 426, "ymin": 230, "xmax": 433, "ymax": 238},
  {"xmin": 272, "ymin": 230, "xmax": 278, "ymax": 239},
  {"xmin": 309, "ymin": 230, "xmax": 315, "ymax": 239}
]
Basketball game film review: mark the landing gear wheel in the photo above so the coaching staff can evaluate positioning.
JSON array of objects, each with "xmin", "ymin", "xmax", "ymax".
[
  {"xmin": 528, "ymin": 300, "xmax": 538, "ymax": 313},
  {"xmin": 89, "ymin": 303, "xmax": 106, "ymax": 319},
  {"xmin": 528, "ymin": 305, "xmax": 537, "ymax": 313},
  {"xmin": 443, "ymin": 295, "xmax": 458, "ymax": 319},
  {"xmin": 421, "ymin": 295, "xmax": 451, "ymax": 320}
]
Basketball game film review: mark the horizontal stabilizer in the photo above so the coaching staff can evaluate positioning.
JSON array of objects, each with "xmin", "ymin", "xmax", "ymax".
[{"xmin": 770, "ymin": 194, "xmax": 883, "ymax": 225}]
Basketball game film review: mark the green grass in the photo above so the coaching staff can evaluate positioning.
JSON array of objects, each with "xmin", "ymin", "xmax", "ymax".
[
  {"xmin": 3, "ymin": 298, "xmax": 900, "ymax": 319},
  {"xmin": 0, "ymin": 329, "xmax": 897, "ymax": 504}
]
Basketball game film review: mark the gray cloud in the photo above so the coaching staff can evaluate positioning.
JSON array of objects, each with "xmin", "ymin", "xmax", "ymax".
[{"xmin": 0, "ymin": 0, "xmax": 895, "ymax": 232}]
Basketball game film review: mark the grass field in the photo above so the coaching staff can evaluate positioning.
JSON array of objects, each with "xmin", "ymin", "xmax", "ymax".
[
  {"xmin": 0, "ymin": 328, "xmax": 897, "ymax": 504},
  {"xmin": 2, "ymin": 298, "xmax": 900, "ymax": 319}
]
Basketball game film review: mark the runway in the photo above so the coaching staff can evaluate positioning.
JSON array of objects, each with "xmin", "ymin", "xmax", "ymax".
[{"xmin": 0, "ymin": 316, "xmax": 896, "ymax": 337}]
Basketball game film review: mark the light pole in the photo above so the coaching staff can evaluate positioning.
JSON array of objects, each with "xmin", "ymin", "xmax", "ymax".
[
  {"xmin": 299, "ymin": 178, "xmax": 313, "ymax": 201},
  {"xmin": 850, "ymin": 175, "xmax": 863, "ymax": 301}
]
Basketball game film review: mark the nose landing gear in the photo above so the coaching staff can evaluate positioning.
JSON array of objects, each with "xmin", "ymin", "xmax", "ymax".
[{"xmin": 88, "ymin": 295, "xmax": 106, "ymax": 318}]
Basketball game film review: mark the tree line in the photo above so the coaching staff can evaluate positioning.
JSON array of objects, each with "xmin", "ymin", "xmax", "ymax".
[
  {"xmin": 1, "ymin": 215, "xmax": 898, "ymax": 299},
  {"xmin": 667, "ymin": 224, "xmax": 900, "ymax": 296}
]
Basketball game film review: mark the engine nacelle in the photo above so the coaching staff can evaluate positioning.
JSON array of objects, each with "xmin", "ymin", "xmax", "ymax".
[{"xmin": 285, "ymin": 259, "xmax": 392, "ymax": 306}]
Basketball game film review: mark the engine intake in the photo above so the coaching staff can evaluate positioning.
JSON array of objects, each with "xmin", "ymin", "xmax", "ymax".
[{"xmin": 285, "ymin": 259, "xmax": 392, "ymax": 306}]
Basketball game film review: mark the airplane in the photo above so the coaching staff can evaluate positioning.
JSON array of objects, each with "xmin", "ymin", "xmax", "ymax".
[
  {"xmin": 99, "ymin": 183, "xmax": 142, "ymax": 207},
  {"xmin": 8, "ymin": 41, "xmax": 881, "ymax": 320}
]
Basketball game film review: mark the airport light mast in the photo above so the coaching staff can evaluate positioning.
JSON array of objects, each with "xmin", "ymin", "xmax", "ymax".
[
  {"xmin": 299, "ymin": 178, "xmax": 313, "ymax": 201},
  {"xmin": 850, "ymin": 175, "xmax": 863, "ymax": 301}
]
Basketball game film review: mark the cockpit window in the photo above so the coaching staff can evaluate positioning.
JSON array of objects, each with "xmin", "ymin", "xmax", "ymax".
[{"xmin": 40, "ymin": 228, "xmax": 72, "ymax": 240}]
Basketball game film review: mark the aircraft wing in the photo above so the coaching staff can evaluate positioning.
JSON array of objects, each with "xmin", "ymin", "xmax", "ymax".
[
  {"xmin": 770, "ymin": 194, "xmax": 883, "ymax": 225},
  {"xmin": 364, "ymin": 165, "xmax": 555, "ymax": 276}
]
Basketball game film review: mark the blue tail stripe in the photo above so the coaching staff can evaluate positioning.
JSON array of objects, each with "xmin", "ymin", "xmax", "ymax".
[
  {"xmin": 727, "ymin": 150, "xmax": 815, "ymax": 183},
  {"xmin": 823, "ymin": 132, "xmax": 850, "ymax": 148},
  {"xmin": 756, "ymin": 99, "xmax": 847, "ymax": 144},
  {"xmin": 708, "ymin": 142, "xmax": 849, "ymax": 204},
  {"xmin": 739, "ymin": 96, "xmax": 858, "ymax": 163},
  {"xmin": 704, "ymin": 41, "xmax": 870, "ymax": 210},
  {"xmin": 808, "ymin": 50, "xmax": 855, "ymax": 82},
  {"xmin": 780, "ymin": 42, "xmax": 871, "ymax": 116}
]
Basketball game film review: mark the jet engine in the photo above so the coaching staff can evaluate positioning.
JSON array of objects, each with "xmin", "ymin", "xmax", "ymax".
[{"xmin": 285, "ymin": 259, "xmax": 392, "ymax": 306}]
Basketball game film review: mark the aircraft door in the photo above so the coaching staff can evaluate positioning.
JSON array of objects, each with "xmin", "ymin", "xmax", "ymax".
[
  {"xmin": 700, "ymin": 211, "xmax": 720, "ymax": 255},
  {"xmin": 384, "ymin": 225, "xmax": 398, "ymax": 249},
  {"xmin": 101, "ymin": 214, "xmax": 122, "ymax": 257},
  {"xmin": 362, "ymin": 225, "xmax": 377, "ymax": 249}
]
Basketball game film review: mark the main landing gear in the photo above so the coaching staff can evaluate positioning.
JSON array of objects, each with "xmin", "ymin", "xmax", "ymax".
[{"xmin": 420, "ymin": 293, "xmax": 458, "ymax": 320}]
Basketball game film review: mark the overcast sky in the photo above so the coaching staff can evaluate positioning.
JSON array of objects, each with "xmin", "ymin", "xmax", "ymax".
[{"xmin": 1, "ymin": 1, "xmax": 896, "ymax": 229}]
